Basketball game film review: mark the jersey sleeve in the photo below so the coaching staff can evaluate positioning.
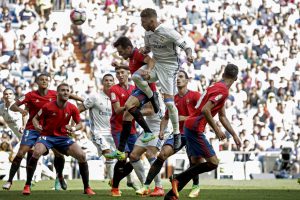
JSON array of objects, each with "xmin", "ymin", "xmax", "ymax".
[
  {"xmin": 72, "ymin": 105, "xmax": 81, "ymax": 124},
  {"xmin": 16, "ymin": 92, "xmax": 30, "ymax": 106},
  {"xmin": 208, "ymin": 87, "xmax": 227, "ymax": 105},
  {"xmin": 109, "ymin": 87, "xmax": 120, "ymax": 104},
  {"xmin": 37, "ymin": 106, "xmax": 47, "ymax": 120},
  {"xmin": 83, "ymin": 95, "xmax": 96, "ymax": 109},
  {"xmin": 166, "ymin": 28, "xmax": 189, "ymax": 50},
  {"xmin": 135, "ymin": 51, "xmax": 146, "ymax": 63}
]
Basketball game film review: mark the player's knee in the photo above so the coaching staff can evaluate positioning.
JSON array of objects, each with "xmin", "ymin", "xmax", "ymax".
[
  {"xmin": 129, "ymin": 152, "xmax": 140, "ymax": 161},
  {"xmin": 125, "ymin": 101, "xmax": 135, "ymax": 111},
  {"xmin": 209, "ymin": 157, "xmax": 219, "ymax": 167},
  {"xmin": 158, "ymin": 152, "xmax": 168, "ymax": 161},
  {"xmin": 77, "ymin": 152, "xmax": 86, "ymax": 162},
  {"xmin": 164, "ymin": 100, "xmax": 177, "ymax": 113},
  {"xmin": 32, "ymin": 151, "xmax": 42, "ymax": 159},
  {"xmin": 132, "ymin": 72, "xmax": 142, "ymax": 82}
]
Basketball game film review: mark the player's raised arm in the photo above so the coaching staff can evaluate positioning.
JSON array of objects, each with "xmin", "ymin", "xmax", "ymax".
[{"xmin": 218, "ymin": 105, "xmax": 241, "ymax": 148}]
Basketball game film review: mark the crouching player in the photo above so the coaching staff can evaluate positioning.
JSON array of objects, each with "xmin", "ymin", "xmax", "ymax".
[{"xmin": 22, "ymin": 83, "xmax": 95, "ymax": 196}]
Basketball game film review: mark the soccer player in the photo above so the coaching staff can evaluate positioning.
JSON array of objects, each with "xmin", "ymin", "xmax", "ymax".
[
  {"xmin": 2, "ymin": 74, "xmax": 83, "ymax": 191},
  {"xmin": 77, "ymin": 73, "xmax": 115, "ymax": 180},
  {"xmin": 129, "ymin": 99, "xmax": 167, "ymax": 197},
  {"xmin": 109, "ymin": 67, "xmax": 139, "ymax": 196},
  {"xmin": 137, "ymin": 70, "xmax": 201, "ymax": 198},
  {"xmin": 0, "ymin": 88, "xmax": 25, "ymax": 139},
  {"xmin": 132, "ymin": 8, "xmax": 194, "ymax": 151},
  {"xmin": 22, "ymin": 83, "xmax": 95, "ymax": 195},
  {"xmin": 165, "ymin": 64, "xmax": 242, "ymax": 200},
  {"xmin": 105, "ymin": 36, "xmax": 160, "ymax": 160}
]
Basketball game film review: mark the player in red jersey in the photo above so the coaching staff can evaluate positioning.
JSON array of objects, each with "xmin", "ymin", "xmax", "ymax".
[
  {"xmin": 165, "ymin": 64, "xmax": 242, "ymax": 200},
  {"xmin": 137, "ymin": 70, "xmax": 201, "ymax": 197},
  {"xmin": 105, "ymin": 36, "xmax": 160, "ymax": 160},
  {"xmin": 22, "ymin": 83, "xmax": 95, "ymax": 196},
  {"xmin": 108, "ymin": 67, "xmax": 140, "ymax": 196},
  {"xmin": 2, "ymin": 74, "xmax": 83, "ymax": 191}
]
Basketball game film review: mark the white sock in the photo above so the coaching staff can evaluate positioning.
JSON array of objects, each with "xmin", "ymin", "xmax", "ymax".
[
  {"xmin": 105, "ymin": 160, "xmax": 115, "ymax": 180},
  {"xmin": 148, "ymin": 157, "xmax": 162, "ymax": 187},
  {"xmin": 165, "ymin": 100, "xmax": 179, "ymax": 134},
  {"xmin": 131, "ymin": 159, "xmax": 146, "ymax": 184},
  {"xmin": 132, "ymin": 73, "xmax": 153, "ymax": 98}
]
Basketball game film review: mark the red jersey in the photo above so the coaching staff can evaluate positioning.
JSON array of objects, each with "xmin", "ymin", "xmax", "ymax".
[
  {"xmin": 129, "ymin": 48, "xmax": 156, "ymax": 91},
  {"xmin": 17, "ymin": 90, "xmax": 57, "ymax": 130},
  {"xmin": 165, "ymin": 90, "xmax": 201, "ymax": 134},
  {"xmin": 37, "ymin": 101, "xmax": 81, "ymax": 136},
  {"xmin": 184, "ymin": 81, "xmax": 229, "ymax": 133},
  {"xmin": 109, "ymin": 84, "xmax": 136, "ymax": 134}
]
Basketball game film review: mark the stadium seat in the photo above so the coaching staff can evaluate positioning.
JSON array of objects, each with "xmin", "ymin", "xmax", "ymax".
[
  {"xmin": 216, "ymin": 151, "xmax": 235, "ymax": 179},
  {"xmin": 245, "ymin": 161, "xmax": 262, "ymax": 180}
]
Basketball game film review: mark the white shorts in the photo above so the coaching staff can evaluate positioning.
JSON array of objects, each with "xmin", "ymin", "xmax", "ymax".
[
  {"xmin": 92, "ymin": 134, "xmax": 116, "ymax": 156},
  {"xmin": 149, "ymin": 62, "xmax": 178, "ymax": 95}
]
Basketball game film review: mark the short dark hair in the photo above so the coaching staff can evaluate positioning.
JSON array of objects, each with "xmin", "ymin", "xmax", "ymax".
[
  {"xmin": 57, "ymin": 83, "xmax": 69, "ymax": 91},
  {"xmin": 3, "ymin": 88, "xmax": 15, "ymax": 94},
  {"xmin": 37, "ymin": 73, "xmax": 50, "ymax": 80},
  {"xmin": 223, "ymin": 64, "xmax": 239, "ymax": 79},
  {"xmin": 178, "ymin": 70, "xmax": 189, "ymax": 79},
  {"xmin": 140, "ymin": 8, "xmax": 157, "ymax": 18},
  {"xmin": 102, "ymin": 73, "xmax": 114, "ymax": 83},
  {"xmin": 113, "ymin": 36, "xmax": 133, "ymax": 49}
]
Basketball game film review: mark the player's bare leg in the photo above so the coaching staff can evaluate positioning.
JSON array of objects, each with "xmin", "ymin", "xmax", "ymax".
[
  {"xmin": 3, "ymin": 144, "xmax": 31, "ymax": 190},
  {"xmin": 67, "ymin": 143, "xmax": 95, "ymax": 195}
]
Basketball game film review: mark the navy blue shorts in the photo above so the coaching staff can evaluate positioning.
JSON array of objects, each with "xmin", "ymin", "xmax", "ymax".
[
  {"xmin": 112, "ymin": 132, "xmax": 137, "ymax": 153},
  {"xmin": 131, "ymin": 88, "xmax": 151, "ymax": 108},
  {"xmin": 36, "ymin": 135, "xmax": 75, "ymax": 155},
  {"xmin": 184, "ymin": 127, "xmax": 215, "ymax": 158},
  {"xmin": 163, "ymin": 134, "xmax": 187, "ymax": 153},
  {"xmin": 21, "ymin": 129, "xmax": 40, "ymax": 147}
]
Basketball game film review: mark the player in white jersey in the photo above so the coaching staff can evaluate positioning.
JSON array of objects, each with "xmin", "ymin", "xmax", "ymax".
[
  {"xmin": 130, "ymin": 96, "xmax": 170, "ymax": 197},
  {"xmin": 78, "ymin": 74, "xmax": 115, "ymax": 180},
  {"xmin": 0, "ymin": 88, "xmax": 25, "ymax": 139},
  {"xmin": 132, "ymin": 8, "xmax": 194, "ymax": 152}
]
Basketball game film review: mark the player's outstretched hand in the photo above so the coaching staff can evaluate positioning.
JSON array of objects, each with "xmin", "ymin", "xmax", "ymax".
[
  {"xmin": 111, "ymin": 61, "xmax": 119, "ymax": 67},
  {"xmin": 140, "ymin": 69, "xmax": 151, "ymax": 80},
  {"xmin": 233, "ymin": 135, "xmax": 242, "ymax": 149},
  {"xmin": 139, "ymin": 47, "xmax": 150, "ymax": 54},
  {"xmin": 216, "ymin": 130, "xmax": 226, "ymax": 141},
  {"xmin": 65, "ymin": 125, "xmax": 76, "ymax": 134},
  {"xmin": 35, "ymin": 124, "xmax": 43, "ymax": 132},
  {"xmin": 159, "ymin": 131, "xmax": 164, "ymax": 140}
]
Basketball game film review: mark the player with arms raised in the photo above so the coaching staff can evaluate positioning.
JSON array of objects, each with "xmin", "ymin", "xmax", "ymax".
[{"xmin": 132, "ymin": 8, "xmax": 194, "ymax": 151}]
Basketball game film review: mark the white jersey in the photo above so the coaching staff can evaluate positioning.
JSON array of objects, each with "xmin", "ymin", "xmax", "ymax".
[
  {"xmin": 0, "ymin": 102, "xmax": 23, "ymax": 138},
  {"xmin": 144, "ymin": 23, "xmax": 191, "ymax": 67},
  {"xmin": 83, "ymin": 91, "xmax": 112, "ymax": 136}
]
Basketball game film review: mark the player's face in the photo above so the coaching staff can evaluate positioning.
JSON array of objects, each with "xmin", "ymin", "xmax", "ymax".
[
  {"xmin": 3, "ymin": 90, "xmax": 15, "ymax": 103},
  {"xmin": 177, "ymin": 72, "xmax": 188, "ymax": 88},
  {"xmin": 37, "ymin": 75, "xmax": 49, "ymax": 89},
  {"xmin": 116, "ymin": 45, "xmax": 131, "ymax": 60},
  {"xmin": 57, "ymin": 85, "xmax": 70, "ymax": 101},
  {"xmin": 141, "ymin": 17, "xmax": 152, "ymax": 31},
  {"xmin": 116, "ymin": 69, "xmax": 128, "ymax": 84},
  {"xmin": 103, "ymin": 76, "xmax": 114, "ymax": 90}
]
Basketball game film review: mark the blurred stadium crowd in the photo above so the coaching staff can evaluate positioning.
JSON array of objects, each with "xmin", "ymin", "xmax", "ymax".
[{"xmin": 0, "ymin": 0, "xmax": 300, "ymax": 179}]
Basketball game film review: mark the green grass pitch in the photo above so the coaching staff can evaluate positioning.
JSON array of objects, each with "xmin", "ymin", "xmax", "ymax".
[{"xmin": 1, "ymin": 179, "xmax": 299, "ymax": 200}]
